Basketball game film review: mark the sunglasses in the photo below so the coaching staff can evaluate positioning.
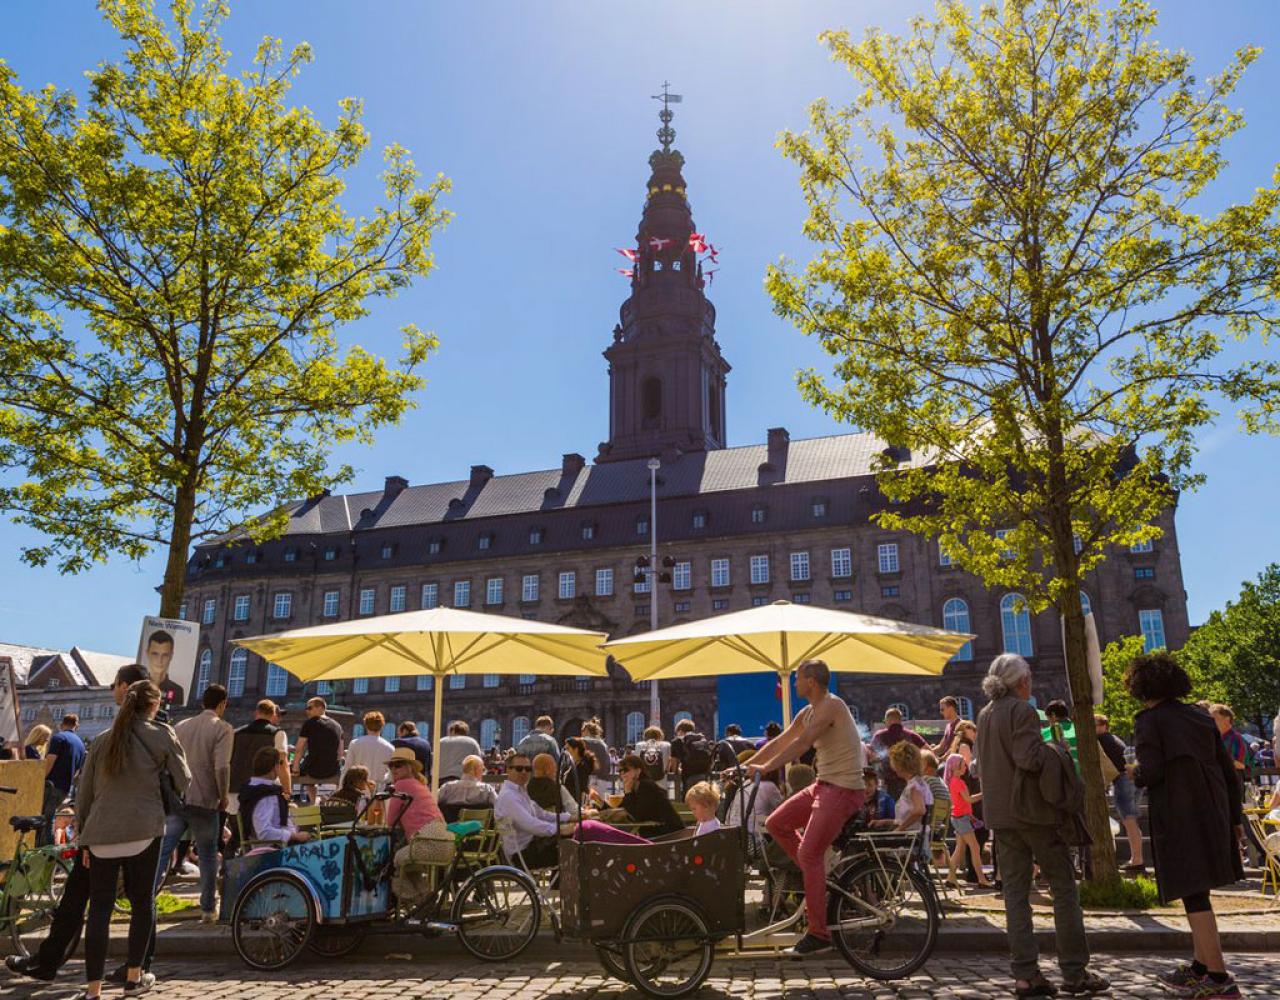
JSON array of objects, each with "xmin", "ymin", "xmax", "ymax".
[
  {"xmin": 508, "ymin": 765, "xmax": 532, "ymax": 773},
  {"xmin": 389, "ymin": 761, "xmax": 411, "ymax": 768}
]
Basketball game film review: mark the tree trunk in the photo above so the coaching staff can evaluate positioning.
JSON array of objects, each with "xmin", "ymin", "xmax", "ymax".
[{"xmin": 157, "ymin": 476, "xmax": 199, "ymax": 619}]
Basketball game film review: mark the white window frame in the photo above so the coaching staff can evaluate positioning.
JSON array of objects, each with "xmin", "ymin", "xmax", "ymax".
[
  {"xmin": 353, "ymin": 677, "xmax": 369, "ymax": 694},
  {"xmin": 831, "ymin": 547, "xmax": 852, "ymax": 578},
  {"xmin": 672, "ymin": 561, "xmax": 692, "ymax": 591},
  {"xmin": 710, "ymin": 558, "xmax": 730, "ymax": 588},
  {"xmin": 595, "ymin": 567, "xmax": 613, "ymax": 597},
  {"xmin": 512, "ymin": 716, "xmax": 531, "ymax": 745},
  {"xmin": 522, "ymin": 574, "xmax": 540, "ymax": 602},
  {"xmin": 385, "ymin": 676, "xmax": 400, "ymax": 693},
  {"xmin": 233, "ymin": 595, "xmax": 251, "ymax": 622},
  {"xmin": 416, "ymin": 674, "xmax": 433, "ymax": 691},
  {"xmin": 479, "ymin": 719, "xmax": 499, "ymax": 748},
  {"xmin": 272, "ymin": 592, "xmax": 292, "ymax": 620},
  {"xmin": 322, "ymin": 590, "xmax": 340, "ymax": 617},
  {"xmin": 1139, "ymin": 609, "xmax": 1166, "ymax": 651},
  {"xmin": 938, "ymin": 542, "xmax": 953, "ymax": 568},
  {"xmin": 201, "ymin": 599, "xmax": 217, "ymax": 625},
  {"xmin": 1000, "ymin": 593, "xmax": 1034, "ymax": 656},
  {"xmin": 877, "ymin": 543, "xmax": 899, "ymax": 574},
  {"xmin": 265, "ymin": 663, "xmax": 288, "ymax": 698},
  {"xmin": 486, "ymin": 577, "xmax": 504, "ymax": 606},
  {"xmin": 195, "ymin": 649, "xmax": 212, "ymax": 698},
  {"xmin": 942, "ymin": 597, "xmax": 973, "ymax": 661},
  {"xmin": 483, "ymin": 674, "xmax": 500, "ymax": 688},
  {"xmin": 558, "ymin": 571, "xmax": 576, "ymax": 600},
  {"xmin": 449, "ymin": 674, "xmax": 465, "ymax": 690},
  {"xmin": 227, "ymin": 649, "xmax": 247, "ymax": 698},
  {"xmin": 749, "ymin": 554, "xmax": 769, "ymax": 585},
  {"xmin": 789, "ymin": 551, "xmax": 810, "ymax": 582},
  {"xmin": 453, "ymin": 580, "xmax": 471, "ymax": 607},
  {"xmin": 1130, "ymin": 539, "xmax": 1154, "ymax": 554},
  {"xmin": 421, "ymin": 583, "xmax": 439, "ymax": 609},
  {"xmin": 389, "ymin": 585, "xmax": 407, "ymax": 613},
  {"xmin": 626, "ymin": 711, "xmax": 645, "ymax": 745},
  {"xmin": 358, "ymin": 588, "xmax": 375, "ymax": 615},
  {"xmin": 1079, "ymin": 590, "xmax": 1093, "ymax": 617}
]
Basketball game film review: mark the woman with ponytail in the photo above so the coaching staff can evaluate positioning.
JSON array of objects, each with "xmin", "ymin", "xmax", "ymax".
[{"xmin": 74, "ymin": 680, "xmax": 190, "ymax": 1000}]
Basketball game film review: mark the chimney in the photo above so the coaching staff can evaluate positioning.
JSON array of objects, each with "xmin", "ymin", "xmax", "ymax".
[
  {"xmin": 383, "ymin": 476, "xmax": 408, "ymax": 501},
  {"xmin": 767, "ymin": 427, "xmax": 790, "ymax": 465},
  {"xmin": 561, "ymin": 453, "xmax": 586, "ymax": 478},
  {"xmin": 469, "ymin": 464, "xmax": 494, "ymax": 490}
]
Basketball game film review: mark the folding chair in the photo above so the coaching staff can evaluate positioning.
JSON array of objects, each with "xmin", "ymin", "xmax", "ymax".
[
  {"xmin": 926, "ymin": 797, "xmax": 957, "ymax": 908},
  {"xmin": 1247, "ymin": 812, "xmax": 1280, "ymax": 899}
]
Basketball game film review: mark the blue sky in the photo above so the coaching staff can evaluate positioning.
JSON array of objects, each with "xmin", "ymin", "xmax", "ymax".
[{"xmin": 2, "ymin": 1, "xmax": 1277, "ymax": 656}]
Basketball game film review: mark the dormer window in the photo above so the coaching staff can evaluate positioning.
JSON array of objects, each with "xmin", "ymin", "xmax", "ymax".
[
  {"xmin": 750, "ymin": 505, "xmax": 767, "ymax": 525},
  {"xmin": 691, "ymin": 510, "xmax": 708, "ymax": 530},
  {"xmin": 380, "ymin": 543, "xmax": 395, "ymax": 559},
  {"xmin": 581, "ymin": 523, "xmax": 596, "ymax": 541},
  {"xmin": 811, "ymin": 499, "xmax": 828, "ymax": 519},
  {"xmin": 283, "ymin": 548, "xmax": 297, "ymax": 563},
  {"xmin": 214, "ymin": 553, "xmax": 227, "ymax": 568},
  {"xmin": 323, "ymin": 546, "xmax": 338, "ymax": 561},
  {"xmin": 427, "ymin": 539, "xmax": 443, "ymax": 555},
  {"xmin": 529, "ymin": 528, "xmax": 543, "ymax": 545},
  {"xmin": 245, "ymin": 550, "xmax": 259, "ymax": 565},
  {"xmin": 478, "ymin": 534, "xmax": 493, "ymax": 551},
  {"xmin": 636, "ymin": 516, "xmax": 650, "ymax": 537}
]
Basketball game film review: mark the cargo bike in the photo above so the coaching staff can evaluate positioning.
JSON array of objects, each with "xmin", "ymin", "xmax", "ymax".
[
  {"xmin": 224, "ymin": 791, "xmax": 541, "ymax": 971},
  {"xmin": 555, "ymin": 776, "xmax": 942, "ymax": 998}
]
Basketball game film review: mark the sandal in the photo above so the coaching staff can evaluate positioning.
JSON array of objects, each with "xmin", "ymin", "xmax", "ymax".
[
  {"xmin": 1061, "ymin": 971, "xmax": 1110, "ymax": 995},
  {"xmin": 1015, "ymin": 973, "xmax": 1058, "ymax": 997}
]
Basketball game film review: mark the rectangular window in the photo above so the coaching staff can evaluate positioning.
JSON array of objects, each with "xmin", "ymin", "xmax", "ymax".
[
  {"xmin": 522, "ymin": 574, "xmax": 540, "ymax": 602},
  {"xmin": 358, "ymin": 588, "xmax": 375, "ymax": 615},
  {"xmin": 478, "ymin": 534, "xmax": 491, "ymax": 550},
  {"xmin": 877, "ymin": 543, "xmax": 899, "ymax": 574},
  {"xmin": 384, "ymin": 676, "xmax": 400, "ymax": 694},
  {"xmin": 996, "ymin": 528, "xmax": 1014, "ymax": 560},
  {"xmin": 1130, "ymin": 539, "xmax": 1154, "ymax": 553},
  {"xmin": 178, "ymin": 602, "xmax": 188, "ymax": 621},
  {"xmin": 581, "ymin": 523, "xmax": 595, "ymax": 540},
  {"xmin": 674, "ymin": 600, "xmax": 692, "ymax": 613},
  {"xmin": 246, "ymin": 551, "xmax": 258, "ymax": 564},
  {"xmin": 283, "ymin": 549, "xmax": 297, "ymax": 564},
  {"xmin": 1134, "ymin": 567, "xmax": 1155, "ymax": 580},
  {"xmin": 938, "ymin": 543, "xmax": 952, "ymax": 568},
  {"xmin": 1139, "ymin": 609, "xmax": 1166, "ymax": 651},
  {"xmin": 750, "ymin": 554, "xmax": 770, "ymax": 585},
  {"xmin": 750, "ymin": 506, "xmax": 767, "ymax": 524},
  {"xmin": 449, "ymin": 674, "xmax": 465, "ymax": 690},
  {"xmin": 416, "ymin": 674, "xmax": 433, "ymax": 691},
  {"xmin": 834, "ymin": 589, "xmax": 853, "ymax": 602},
  {"xmin": 324, "ymin": 547, "xmax": 338, "ymax": 561},
  {"xmin": 272, "ymin": 592, "xmax": 292, "ymax": 620},
  {"xmin": 811, "ymin": 500, "xmax": 827, "ymax": 519},
  {"xmin": 710, "ymin": 558, "xmax": 730, "ymax": 588},
  {"xmin": 790, "ymin": 551, "xmax": 810, "ymax": 582},
  {"xmin": 353, "ymin": 677, "xmax": 369, "ymax": 694},
  {"xmin": 712, "ymin": 598, "xmax": 729, "ymax": 611},
  {"xmin": 1073, "ymin": 534, "xmax": 1084, "ymax": 555},
  {"xmin": 792, "ymin": 592, "xmax": 812, "ymax": 604},
  {"xmin": 673, "ymin": 561, "xmax": 691, "ymax": 591},
  {"xmin": 381, "ymin": 543, "xmax": 394, "ymax": 559},
  {"xmin": 265, "ymin": 663, "xmax": 288, "ymax": 698},
  {"xmin": 558, "ymin": 571, "xmax": 576, "ymax": 600},
  {"xmin": 751, "ymin": 595, "xmax": 769, "ymax": 607},
  {"xmin": 233, "ymin": 595, "xmax": 251, "ymax": 621},
  {"xmin": 634, "ymin": 604, "xmax": 650, "ymax": 617},
  {"xmin": 315, "ymin": 681, "xmax": 332, "ymax": 696},
  {"xmin": 692, "ymin": 511, "xmax": 708, "ymax": 530},
  {"xmin": 421, "ymin": 583, "xmax": 439, "ymax": 609},
  {"xmin": 483, "ymin": 674, "xmax": 500, "ymax": 688},
  {"xmin": 454, "ymin": 580, "xmax": 471, "ymax": 607},
  {"xmin": 428, "ymin": 539, "xmax": 442, "ymax": 555},
  {"xmin": 636, "ymin": 517, "xmax": 649, "ymax": 536},
  {"xmin": 201, "ymin": 599, "xmax": 216, "ymax": 625},
  {"xmin": 486, "ymin": 577, "xmax": 504, "ymax": 605},
  {"xmin": 881, "ymin": 585, "xmax": 900, "ymax": 598},
  {"xmin": 831, "ymin": 548, "xmax": 852, "ymax": 578},
  {"xmin": 322, "ymin": 590, "xmax": 340, "ymax": 617},
  {"xmin": 595, "ymin": 568, "xmax": 613, "ymax": 596},
  {"xmin": 389, "ymin": 585, "xmax": 407, "ymax": 613},
  {"xmin": 529, "ymin": 528, "xmax": 543, "ymax": 545},
  {"xmin": 634, "ymin": 575, "xmax": 651, "ymax": 594}
]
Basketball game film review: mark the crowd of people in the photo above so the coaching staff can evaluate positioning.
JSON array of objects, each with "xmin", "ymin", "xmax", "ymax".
[{"xmin": 4, "ymin": 648, "xmax": 1276, "ymax": 1000}]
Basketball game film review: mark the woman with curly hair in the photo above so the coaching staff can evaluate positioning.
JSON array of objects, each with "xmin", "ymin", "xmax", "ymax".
[{"xmin": 1126, "ymin": 652, "xmax": 1243, "ymax": 999}]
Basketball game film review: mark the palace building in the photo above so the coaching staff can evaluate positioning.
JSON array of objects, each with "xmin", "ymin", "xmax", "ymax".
[{"xmin": 179, "ymin": 110, "xmax": 1190, "ymax": 746}]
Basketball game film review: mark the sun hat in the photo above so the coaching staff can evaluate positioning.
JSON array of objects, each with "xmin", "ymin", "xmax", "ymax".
[{"xmin": 387, "ymin": 746, "xmax": 424, "ymax": 775}]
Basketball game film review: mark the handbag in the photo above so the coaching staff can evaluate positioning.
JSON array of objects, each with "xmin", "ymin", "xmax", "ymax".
[{"xmin": 137, "ymin": 732, "xmax": 185, "ymax": 817}]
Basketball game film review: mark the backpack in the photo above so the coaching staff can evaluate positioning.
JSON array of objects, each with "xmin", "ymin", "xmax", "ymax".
[
  {"xmin": 639, "ymin": 744, "xmax": 666, "ymax": 781},
  {"xmin": 680, "ymin": 732, "xmax": 714, "ymax": 776}
]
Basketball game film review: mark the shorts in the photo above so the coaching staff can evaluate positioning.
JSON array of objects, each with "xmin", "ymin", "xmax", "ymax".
[
  {"xmin": 1112, "ymin": 775, "xmax": 1139, "ymax": 820},
  {"xmin": 951, "ymin": 813, "xmax": 976, "ymax": 837}
]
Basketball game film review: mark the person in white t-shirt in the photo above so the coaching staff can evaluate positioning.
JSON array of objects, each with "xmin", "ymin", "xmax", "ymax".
[
  {"xmin": 343, "ymin": 710, "xmax": 395, "ymax": 786},
  {"xmin": 685, "ymin": 782, "xmax": 721, "ymax": 836}
]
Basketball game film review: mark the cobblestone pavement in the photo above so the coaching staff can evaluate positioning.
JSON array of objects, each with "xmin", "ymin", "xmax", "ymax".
[{"xmin": 5, "ymin": 952, "xmax": 1279, "ymax": 999}]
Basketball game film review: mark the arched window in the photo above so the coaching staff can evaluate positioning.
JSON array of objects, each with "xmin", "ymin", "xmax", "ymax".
[
  {"xmin": 479, "ymin": 718, "xmax": 499, "ymax": 749},
  {"xmin": 641, "ymin": 376, "xmax": 662, "ymax": 425},
  {"xmin": 957, "ymin": 696, "xmax": 975, "ymax": 719},
  {"xmin": 1000, "ymin": 593, "xmax": 1034, "ymax": 656},
  {"xmin": 511, "ymin": 716, "xmax": 530, "ymax": 746},
  {"xmin": 1079, "ymin": 590, "xmax": 1093, "ymax": 617},
  {"xmin": 265, "ymin": 663, "xmax": 288, "ymax": 698},
  {"xmin": 227, "ymin": 649, "xmax": 247, "ymax": 698},
  {"xmin": 887, "ymin": 702, "xmax": 911, "ymax": 720},
  {"xmin": 195, "ymin": 649, "xmax": 212, "ymax": 699},
  {"xmin": 626, "ymin": 711, "xmax": 645, "ymax": 745},
  {"xmin": 942, "ymin": 598, "xmax": 973, "ymax": 661}
]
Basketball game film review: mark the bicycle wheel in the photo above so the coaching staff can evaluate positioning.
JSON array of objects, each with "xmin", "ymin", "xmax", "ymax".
[
  {"xmin": 827, "ymin": 858, "xmax": 939, "ymax": 980},
  {"xmin": 231, "ymin": 871, "xmax": 315, "ymax": 971},
  {"xmin": 307, "ymin": 922, "xmax": 370, "ymax": 957},
  {"xmin": 622, "ymin": 898, "xmax": 714, "ymax": 1000},
  {"xmin": 452, "ymin": 867, "xmax": 541, "ymax": 961},
  {"xmin": 5, "ymin": 851, "xmax": 78, "ymax": 961},
  {"xmin": 596, "ymin": 942, "xmax": 630, "ymax": 982}
]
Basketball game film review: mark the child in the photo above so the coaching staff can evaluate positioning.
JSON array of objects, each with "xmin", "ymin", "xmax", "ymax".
[
  {"xmin": 945, "ymin": 752, "xmax": 991, "ymax": 888},
  {"xmin": 685, "ymin": 781, "xmax": 721, "ymax": 836}
]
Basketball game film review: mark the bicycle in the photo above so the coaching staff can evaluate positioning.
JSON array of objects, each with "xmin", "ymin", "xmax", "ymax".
[{"xmin": 0, "ymin": 785, "xmax": 80, "ymax": 960}]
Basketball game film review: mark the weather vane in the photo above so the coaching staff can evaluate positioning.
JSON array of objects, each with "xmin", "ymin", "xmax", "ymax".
[{"xmin": 652, "ymin": 81, "xmax": 682, "ymax": 153}]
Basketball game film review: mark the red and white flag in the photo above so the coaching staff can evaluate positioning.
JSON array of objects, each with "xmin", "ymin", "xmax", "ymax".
[
  {"xmin": 704, "ymin": 268, "xmax": 718, "ymax": 284},
  {"xmin": 705, "ymin": 245, "xmax": 720, "ymax": 263},
  {"xmin": 648, "ymin": 236, "xmax": 672, "ymax": 251},
  {"xmin": 689, "ymin": 232, "xmax": 708, "ymax": 253},
  {"xmin": 616, "ymin": 268, "xmax": 635, "ymax": 278},
  {"xmin": 616, "ymin": 247, "xmax": 640, "ymax": 261}
]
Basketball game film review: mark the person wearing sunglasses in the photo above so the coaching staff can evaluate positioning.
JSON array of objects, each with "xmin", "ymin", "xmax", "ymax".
[{"xmin": 493, "ymin": 752, "xmax": 581, "ymax": 868}]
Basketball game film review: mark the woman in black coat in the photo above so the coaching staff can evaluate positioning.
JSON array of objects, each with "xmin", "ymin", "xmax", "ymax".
[{"xmin": 1126, "ymin": 652, "xmax": 1243, "ymax": 998}]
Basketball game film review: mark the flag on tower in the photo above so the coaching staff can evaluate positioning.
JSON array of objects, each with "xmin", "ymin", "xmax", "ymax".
[
  {"xmin": 648, "ymin": 236, "xmax": 672, "ymax": 251},
  {"xmin": 616, "ymin": 248, "xmax": 640, "ymax": 261},
  {"xmin": 616, "ymin": 268, "xmax": 635, "ymax": 278}
]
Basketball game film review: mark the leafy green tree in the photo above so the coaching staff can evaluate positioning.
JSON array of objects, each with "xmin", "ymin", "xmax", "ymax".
[
  {"xmin": 1180, "ymin": 564, "xmax": 1280, "ymax": 732},
  {"xmin": 0, "ymin": 0, "xmax": 449, "ymax": 617},
  {"xmin": 1098, "ymin": 634, "xmax": 1149, "ymax": 739},
  {"xmin": 768, "ymin": 0, "xmax": 1280, "ymax": 883}
]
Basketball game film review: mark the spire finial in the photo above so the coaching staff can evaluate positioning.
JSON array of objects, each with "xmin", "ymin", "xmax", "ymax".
[{"xmin": 651, "ymin": 81, "xmax": 682, "ymax": 153}]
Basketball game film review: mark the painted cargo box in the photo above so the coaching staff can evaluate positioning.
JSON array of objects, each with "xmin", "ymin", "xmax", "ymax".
[{"xmin": 220, "ymin": 832, "xmax": 392, "ymax": 922}]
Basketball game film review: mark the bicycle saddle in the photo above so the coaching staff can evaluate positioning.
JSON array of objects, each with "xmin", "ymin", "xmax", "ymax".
[{"xmin": 9, "ymin": 816, "xmax": 46, "ymax": 833}]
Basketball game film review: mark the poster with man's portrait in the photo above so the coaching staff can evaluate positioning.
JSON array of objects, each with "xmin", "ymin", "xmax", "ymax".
[{"xmin": 136, "ymin": 616, "xmax": 200, "ymax": 713}]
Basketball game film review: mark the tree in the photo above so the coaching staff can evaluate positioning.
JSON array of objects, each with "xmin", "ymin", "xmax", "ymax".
[
  {"xmin": 1098, "ymin": 634, "xmax": 1148, "ymax": 739},
  {"xmin": 767, "ymin": 0, "xmax": 1280, "ymax": 884},
  {"xmin": 0, "ymin": 0, "xmax": 449, "ymax": 617},
  {"xmin": 1180, "ymin": 564, "xmax": 1280, "ymax": 733}
]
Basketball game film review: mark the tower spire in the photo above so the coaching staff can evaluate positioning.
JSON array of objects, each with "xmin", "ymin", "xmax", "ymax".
[{"xmin": 652, "ymin": 81, "xmax": 682, "ymax": 153}]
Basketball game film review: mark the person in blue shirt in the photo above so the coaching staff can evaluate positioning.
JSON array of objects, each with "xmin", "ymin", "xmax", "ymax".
[
  {"xmin": 40, "ymin": 713, "xmax": 86, "ymax": 847},
  {"xmin": 859, "ymin": 767, "xmax": 895, "ymax": 824},
  {"xmin": 391, "ymin": 721, "xmax": 433, "ymax": 778}
]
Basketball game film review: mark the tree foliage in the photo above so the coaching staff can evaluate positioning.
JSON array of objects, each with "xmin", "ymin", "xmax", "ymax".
[
  {"xmin": 1180, "ymin": 564, "xmax": 1280, "ymax": 731},
  {"xmin": 1098, "ymin": 633, "xmax": 1148, "ymax": 738},
  {"xmin": 767, "ymin": 0, "xmax": 1280, "ymax": 882},
  {"xmin": 0, "ymin": 0, "xmax": 450, "ymax": 615}
]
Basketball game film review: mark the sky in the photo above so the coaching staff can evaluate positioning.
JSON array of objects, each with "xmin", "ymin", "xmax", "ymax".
[{"xmin": 2, "ymin": 1, "xmax": 1278, "ymax": 657}]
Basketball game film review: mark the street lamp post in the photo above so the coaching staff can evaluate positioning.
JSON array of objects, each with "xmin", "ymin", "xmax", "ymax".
[{"xmin": 647, "ymin": 456, "xmax": 660, "ymax": 727}]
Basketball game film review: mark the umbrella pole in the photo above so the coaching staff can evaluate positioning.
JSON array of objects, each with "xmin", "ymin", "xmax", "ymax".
[
  {"xmin": 779, "ymin": 671, "xmax": 793, "ymax": 727},
  {"xmin": 432, "ymin": 678, "xmax": 443, "ymax": 793}
]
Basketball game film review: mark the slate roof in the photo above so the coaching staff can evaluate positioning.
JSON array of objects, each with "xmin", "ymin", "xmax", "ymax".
[
  {"xmin": 0, "ymin": 642, "xmax": 131, "ymax": 687},
  {"xmin": 0, "ymin": 642, "xmax": 62, "ymax": 686},
  {"xmin": 243, "ymin": 431, "xmax": 922, "ymax": 540}
]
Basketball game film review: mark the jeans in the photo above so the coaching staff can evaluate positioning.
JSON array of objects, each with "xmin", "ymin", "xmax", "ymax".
[
  {"xmin": 85, "ymin": 838, "xmax": 161, "ymax": 983},
  {"xmin": 994, "ymin": 825, "xmax": 1090, "ymax": 982},
  {"xmin": 765, "ymin": 781, "xmax": 865, "ymax": 940},
  {"xmin": 182, "ymin": 806, "xmax": 222, "ymax": 913}
]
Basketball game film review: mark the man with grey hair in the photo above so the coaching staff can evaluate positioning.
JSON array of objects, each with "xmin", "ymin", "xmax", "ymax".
[{"xmin": 977, "ymin": 654, "xmax": 1108, "ymax": 996}]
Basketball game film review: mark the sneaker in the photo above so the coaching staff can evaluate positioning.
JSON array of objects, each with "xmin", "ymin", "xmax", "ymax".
[
  {"xmin": 123, "ymin": 971, "xmax": 156, "ymax": 996},
  {"xmin": 200, "ymin": 910, "xmax": 217, "ymax": 924},
  {"xmin": 177, "ymin": 861, "xmax": 200, "ymax": 877},
  {"xmin": 788, "ymin": 933, "xmax": 833, "ymax": 958},
  {"xmin": 1157, "ymin": 963, "xmax": 1203, "ymax": 993},
  {"xmin": 4, "ymin": 954, "xmax": 56, "ymax": 982},
  {"xmin": 1183, "ymin": 976, "xmax": 1240, "ymax": 999}
]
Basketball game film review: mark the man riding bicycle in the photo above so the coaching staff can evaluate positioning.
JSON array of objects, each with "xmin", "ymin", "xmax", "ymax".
[{"xmin": 748, "ymin": 658, "xmax": 865, "ymax": 957}]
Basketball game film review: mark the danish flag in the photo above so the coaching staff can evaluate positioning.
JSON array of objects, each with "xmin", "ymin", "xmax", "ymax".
[
  {"xmin": 704, "ymin": 268, "xmax": 719, "ymax": 284},
  {"xmin": 648, "ymin": 236, "xmax": 673, "ymax": 251},
  {"xmin": 616, "ymin": 248, "xmax": 640, "ymax": 261},
  {"xmin": 616, "ymin": 268, "xmax": 635, "ymax": 278},
  {"xmin": 689, "ymin": 232, "xmax": 708, "ymax": 253},
  {"xmin": 705, "ymin": 245, "xmax": 720, "ymax": 263}
]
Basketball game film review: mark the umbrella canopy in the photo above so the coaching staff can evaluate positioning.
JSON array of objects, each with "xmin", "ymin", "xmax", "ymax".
[
  {"xmin": 604, "ymin": 600, "xmax": 974, "ymax": 724},
  {"xmin": 233, "ymin": 607, "xmax": 609, "ymax": 788}
]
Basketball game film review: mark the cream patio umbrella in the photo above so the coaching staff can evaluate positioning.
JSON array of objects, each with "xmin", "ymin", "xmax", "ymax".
[
  {"xmin": 233, "ymin": 607, "xmax": 609, "ymax": 789},
  {"xmin": 604, "ymin": 600, "xmax": 975, "ymax": 725}
]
